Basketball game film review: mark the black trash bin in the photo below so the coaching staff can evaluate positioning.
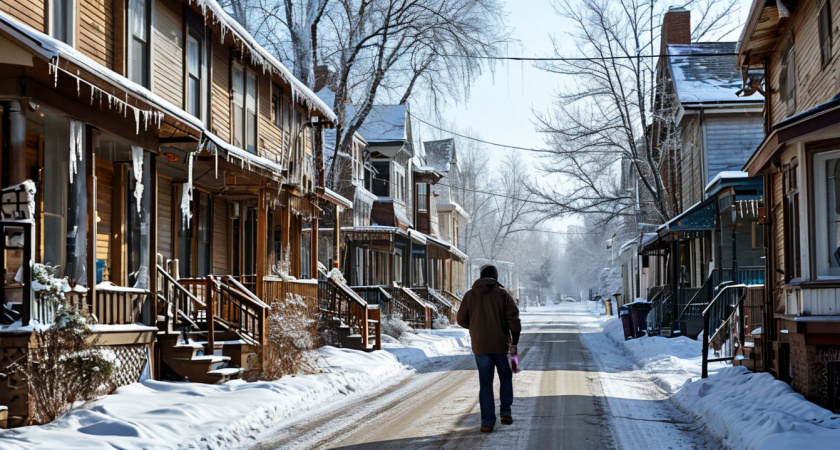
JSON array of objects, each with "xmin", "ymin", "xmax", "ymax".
[
  {"xmin": 627, "ymin": 302, "xmax": 653, "ymax": 338},
  {"xmin": 619, "ymin": 306, "xmax": 634, "ymax": 340}
]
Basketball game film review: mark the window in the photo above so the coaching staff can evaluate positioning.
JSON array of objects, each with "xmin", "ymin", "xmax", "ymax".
[
  {"xmin": 417, "ymin": 183, "xmax": 428, "ymax": 212},
  {"xmin": 186, "ymin": 16, "xmax": 208, "ymax": 122},
  {"xmin": 232, "ymin": 63, "xmax": 258, "ymax": 153},
  {"xmin": 818, "ymin": 0, "xmax": 833, "ymax": 66},
  {"xmin": 783, "ymin": 160, "xmax": 801, "ymax": 280},
  {"xmin": 127, "ymin": 0, "xmax": 151, "ymax": 88},
  {"xmin": 780, "ymin": 33, "xmax": 796, "ymax": 117},
  {"xmin": 50, "ymin": 0, "xmax": 75, "ymax": 45},
  {"xmin": 272, "ymin": 84, "xmax": 284, "ymax": 129},
  {"xmin": 393, "ymin": 164, "xmax": 405, "ymax": 202},
  {"xmin": 814, "ymin": 151, "xmax": 840, "ymax": 277},
  {"xmin": 353, "ymin": 141, "xmax": 364, "ymax": 184},
  {"xmin": 371, "ymin": 161, "xmax": 390, "ymax": 196}
]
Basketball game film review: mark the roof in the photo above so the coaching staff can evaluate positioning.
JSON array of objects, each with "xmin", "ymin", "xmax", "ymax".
[
  {"xmin": 658, "ymin": 197, "xmax": 718, "ymax": 232},
  {"xmin": 423, "ymin": 139, "xmax": 456, "ymax": 172},
  {"xmin": 667, "ymin": 42, "xmax": 763, "ymax": 104},
  {"xmin": 358, "ymin": 104, "xmax": 407, "ymax": 144}
]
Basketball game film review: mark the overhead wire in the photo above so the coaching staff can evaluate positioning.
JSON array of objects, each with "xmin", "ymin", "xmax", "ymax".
[
  {"xmin": 437, "ymin": 52, "xmax": 738, "ymax": 62},
  {"xmin": 408, "ymin": 112, "xmax": 544, "ymax": 152}
]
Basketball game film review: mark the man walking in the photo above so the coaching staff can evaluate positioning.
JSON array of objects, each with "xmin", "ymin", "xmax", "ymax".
[{"xmin": 456, "ymin": 265, "xmax": 521, "ymax": 433}]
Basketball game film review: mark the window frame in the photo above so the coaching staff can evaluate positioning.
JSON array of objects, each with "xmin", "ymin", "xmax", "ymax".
[
  {"xmin": 783, "ymin": 159, "xmax": 802, "ymax": 281},
  {"xmin": 127, "ymin": 0, "xmax": 152, "ymax": 89},
  {"xmin": 49, "ymin": 0, "xmax": 76, "ymax": 46},
  {"xmin": 813, "ymin": 150, "xmax": 840, "ymax": 279},
  {"xmin": 818, "ymin": 0, "xmax": 833, "ymax": 67},
  {"xmin": 185, "ymin": 13, "xmax": 209, "ymax": 123},
  {"xmin": 231, "ymin": 62, "xmax": 258, "ymax": 154}
]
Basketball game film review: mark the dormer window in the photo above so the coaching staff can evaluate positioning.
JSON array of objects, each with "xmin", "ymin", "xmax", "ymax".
[{"xmin": 49, "ymin": 0, "xmax": 75, "ymax": 46}]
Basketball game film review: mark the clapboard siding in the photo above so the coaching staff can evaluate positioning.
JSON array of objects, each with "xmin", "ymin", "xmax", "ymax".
[
  {"xmin": 78, "ymin": 0, "xmax": 114, "ymax": 68},
  {"xmin": 679, "ymin": 116, "xmax": 703, "ymax": 208},
  {"xmin": 210, "ymin": 38, "xmax": 230, "ymax": 142},
  {"xmin": 158, "ymin": 176, "xmax": 173, "ymax": 259},
  {"xmin": 769, "ymin": 0, "xmax": 840, "ymax": 125},
  {"xmin": 705, "ymin": 116, "xmax": 765, "ymax": 179},
  {"xmin": 212, "ymin": 196, "xmax": 229, "ymax": 274},
  {"xmin": 0, "ymin": 0, "xmax": 45, "ymax": 32},
  {"xmin": 259, "ymin": 74, "xmax": 283, "ymax": 162},
  {"xmin": 96, "ymin": 158, "xmax": 114, "ymax": 282},
  {"xmin": 152, "ymin": 1, "xmax": 183, "ymax": 108}
]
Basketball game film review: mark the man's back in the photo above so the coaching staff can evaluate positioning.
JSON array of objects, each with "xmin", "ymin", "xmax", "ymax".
[{"xmin": 457, "ymin": 278, "xmax": 521, "ymax": 354}]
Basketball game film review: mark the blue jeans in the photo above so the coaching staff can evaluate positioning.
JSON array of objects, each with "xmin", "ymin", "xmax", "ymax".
[{"xmin": 473, "ymin": 353, "xmax": 513, "ymax": 427}]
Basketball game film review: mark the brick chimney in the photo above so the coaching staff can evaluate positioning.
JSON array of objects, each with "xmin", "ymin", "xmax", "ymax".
[
  {"xmin": 314, "ymin": 65, "xmax": 330, "ymax": 92},
  {"xmin": 661, "ymin": 7, "xmax": 691, "ymax": 54}
]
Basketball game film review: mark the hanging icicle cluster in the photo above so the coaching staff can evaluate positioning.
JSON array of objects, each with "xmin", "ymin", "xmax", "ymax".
[
  {"xmin": 48, "ymin": 57, "xmax": 165, "ymax": 136},
  {"xmin": 131, "ymin": 146, "xmax": 145, "ymax": 213},
  {"xmin": 181, "ymin": 153, "xmax": 194, "ymax": 228},
  {"xmin": 735, "ymin": 199, "xmax": 761, "ymax": 219},
  {"xmin": 68, "ymin": 119, "xmax": 84, "ymax": 184}
]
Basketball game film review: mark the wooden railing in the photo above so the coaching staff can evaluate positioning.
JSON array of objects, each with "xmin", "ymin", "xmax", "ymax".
[
  {"xmin": 411, "ymin": 287, "xmax": 452, "ymax": 322},
  {"xmin": 92, "ymin": 285, "xmax": 154, "ymax": 325},
  {"xmin": 702, "ymin": 284, "xmax": 747, "ymax": 378},
  {"xmin": 318, "ymin": 276, "xmax": 374, "ymax": 348},
  {"xmin": 353, "ymin": 286, "xmax": 391, "ymax": 311},
  {"xmin": 386, "ymin": 286, "xmax": 429, "ymax": 329},
  {"xmin": 263, "ymin": 277, "xmax": 319, "ymax": 310},
  {"xmin": 156, "ymin": 264, "xmax": 205, "ymax": 332},
  {"xmin": 441, "ymin": 290, "xmax": 462, "ymax": 322}
]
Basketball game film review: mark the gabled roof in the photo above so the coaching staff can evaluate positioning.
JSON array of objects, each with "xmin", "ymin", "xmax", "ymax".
[
  {"xmin": 423, "ymin": 139, "xmax": 456, "ymax": 173},
  {"xmin": 667, "ymin": 42, "xmax": 763, "ymax": 104},
  {"xmin": 358, "ymin": 104, "xmax": 407, "ymax": 144}
]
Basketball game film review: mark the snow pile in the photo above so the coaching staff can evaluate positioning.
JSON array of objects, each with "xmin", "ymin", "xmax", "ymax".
[
  {"xmin": 599, "ymin": 317, "xmax": 840, "ymax": 449},
  {"xmin": 0, "ymin": 329, "xmax": 470, "ymax": 449}
]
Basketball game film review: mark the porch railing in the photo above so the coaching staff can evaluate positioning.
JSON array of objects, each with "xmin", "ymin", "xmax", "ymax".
[
  {"xmin": 411, "ymin": 287, "xmax": 452, "ymax": 321},
  {"xmin": 701, "ymin": 283, "xmax": 748, "ymax": 378},
  {"xmin": 92, "ymin": 285, "xmax": 154, "ymax": 325},
  {"xmin": 678, "ymin": 267, "xmax": 766, "ymax": 325},
  {"xmin": 386, "ymin": 286, "xmax": 430, "ymax": 329},
  {"xmin": 263, "ymin": 277, "xmax": 319, "ymax": 310},
  {"xmin": 352, "ymin": 286, "xmax": 392, "ymax": 312},
  {"xmin": 318, "ymin": 276, "xmax": 378, "ymax": 349},
  {"xmin": 156, "ymin": 264, "xmax": 205, "ymax": 332},
  {"xmin": 646, "ymin": 285, "xmax": 671, "ymax": 336}
]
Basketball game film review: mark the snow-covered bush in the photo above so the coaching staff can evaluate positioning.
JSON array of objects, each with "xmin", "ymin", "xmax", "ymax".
[
  {"xmin": 10, "ymin": 264, "xmax": 114, "ymax": 424},
  {"xmin": 381, "ymin": 314, "xmax": 412, "ymax": 340},
  {"xmin": 254, "ymin": 294, "xmax": 319, "ymax": 380},
  {"xmin": 432, "ymin": 313, "xmax": 450, "ymax": 329}
]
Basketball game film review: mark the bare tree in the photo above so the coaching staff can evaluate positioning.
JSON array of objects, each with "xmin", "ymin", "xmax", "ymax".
[{"xmin": 528, "ymin": 0, "xmax": 738, "ymax": 226}]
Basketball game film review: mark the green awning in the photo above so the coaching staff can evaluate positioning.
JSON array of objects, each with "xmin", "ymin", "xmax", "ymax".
[{"xmin": 668, "ymin": 198, "xmax": 718, "ymax": 231}]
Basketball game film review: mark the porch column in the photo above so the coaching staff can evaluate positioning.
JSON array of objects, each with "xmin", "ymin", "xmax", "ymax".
[
  {"xmin": 86, "ymin": 126, "xmax": 96, "ymax": 293},
  {"xmin": 7, "ymin": 100, "xmax": 26, "ymax": 185},
  {"xmin": 148, "ymin": 154, "xmax": 158, "ymax": 301},
  {"xmin": 310, "ymin": 208, "xmax": 319, "ymax": 278},
  {"xmin": 256, "ymin": 188, "xmax": 268, "ymax": 298},
  {"xmin": 334, "ymin": 204, "xmax": 340, "ymax": 268}
]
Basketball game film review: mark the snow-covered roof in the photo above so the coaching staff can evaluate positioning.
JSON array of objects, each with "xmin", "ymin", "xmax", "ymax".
[
  {"xmin": 358, "ymin": 104, "xmax": 407, "ymax": 143},
  {"xmin": 705, "ymin": 170, "xmax": 748, "ymax": 193},
  {"xmin": 322, "ymin": 188, "xmax": 353, "ymax": 209},
  {"xmin": 667, "ymin": 42, "xmax": 763, "ymax": 104},
  {"xmin": 423, "ymin": 139, "xmax": 456, "ymax": 172}
]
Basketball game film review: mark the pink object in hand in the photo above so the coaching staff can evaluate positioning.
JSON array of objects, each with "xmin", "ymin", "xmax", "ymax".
[{"xmin": 510, "ymin": 354, "xmax": 521, "ymax": 373}]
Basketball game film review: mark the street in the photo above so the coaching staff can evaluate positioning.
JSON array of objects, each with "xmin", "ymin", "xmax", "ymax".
[{"xmin": 250, "ymin": 303, "xmax": 717, "ymax": 450}]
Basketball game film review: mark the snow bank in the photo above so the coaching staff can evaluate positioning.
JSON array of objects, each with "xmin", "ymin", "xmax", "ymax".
[
  {"xmin": 0, "ymin": 329, "xmax": 470, "ymax": 449},
  {"xmin": 600, "ymin": 317, "xmax": 840, "ymax": 449}
]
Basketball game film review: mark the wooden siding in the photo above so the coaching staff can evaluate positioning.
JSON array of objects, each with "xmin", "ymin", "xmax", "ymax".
[
  {"xmin": 0, "ymin": 0, "xmax": 44, "ymax": 32},
  {"xmin": 212, "ymin": 196, "xmax": 229, "ymax": 274},
  {"xmin": 767, "ymin": 0, "xmax": 840, "ymax": 125},
  {"xmin": 258, "ymin": 74, "xmax": 283, "ymax": 162},
  {"xmin": 679, "ymin": 116, "xmax": 704, "ymax": 207},
  {"xmin": 152, "ymin": 0, "xmax": 184, "ymax": 108},
  {"xmin": 210, "ymin": 38, "xmax": 230, "ymax": 141},
  {"xmin": 78, "ymin": 0, "xmax": 115, "ymax": 69},
  {"xmin": 96, "ymin": 158, "xmax": 114, "ymax": 282},
  {"xmin": 705, "ymin": 115, "xmax": 765, "ymax": 179},
  {"xmin": 157, "ymin": 176, "xmax": 173, "ymax": 259}
]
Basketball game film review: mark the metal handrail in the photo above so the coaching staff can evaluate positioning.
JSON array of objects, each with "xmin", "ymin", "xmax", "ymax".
[{"xmin": 701, "ymin": 283, "xmax": 747, "ymax": 378}]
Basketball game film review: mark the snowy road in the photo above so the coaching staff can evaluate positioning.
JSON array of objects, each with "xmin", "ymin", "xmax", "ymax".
[{"xmin": 250, "ymin": 303, "xmax": 717, "ymax": 449}]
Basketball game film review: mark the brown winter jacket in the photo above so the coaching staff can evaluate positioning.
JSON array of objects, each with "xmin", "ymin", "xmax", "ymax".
[{"xmin": 456, "ymin": 278, "xmax": 521, "ymax": 354}]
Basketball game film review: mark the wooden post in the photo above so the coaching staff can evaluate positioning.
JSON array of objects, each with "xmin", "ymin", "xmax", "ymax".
[
  {"xmin": 149, "ymin": 155, "xmax": 158, "ymax": 305},
  {"xmin": 205, "ymin": 276, "xmax": 215, "ymax": 355},
  {"xmin": 86, "ymin": 126, "xmax": 96, "ymax": 294},
  {"xmin": 256, "ymin": 188, "xmax": 267, "ymax": 298},
  {"xmin": 7, "ymin": 100, "xmax": 25, "ymax": 185},
  {"xmin": 702, "ymin": 310, "xmax": 709, "ymax": 378},
  {"xmin": 310, "ymin": 209, "xmax": 318, "ymax": 278},
  {"xmin": 334, "ymin": 204, "xmax": 340, "ymax": 269}
]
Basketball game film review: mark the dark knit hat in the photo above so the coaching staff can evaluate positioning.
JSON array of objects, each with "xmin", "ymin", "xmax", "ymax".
[{"xmin": 480, "ymin": 265, "xmax": 498, "ymax": 280}]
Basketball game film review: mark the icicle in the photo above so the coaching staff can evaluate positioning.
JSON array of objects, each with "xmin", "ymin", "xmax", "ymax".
[
  {"xmin": 76, "ymin": 71, "xmax": 80, "ymax": 97},
  {"xmin": 144, "ymin": 110, "xmax": 149, "ymax": 131},
  {"xmin": 215, "ymin": 146, "xmax": 219, "ymax": 179},
  {"xmin": 134, "ymin": 108, "xmax": 141, "ymax": 134},
  {"xmin": 68, "ymin": 120, "xmax": 84, "ymax": 184},
  {"xmin": 131, "ymin": 146, "xmax": 144, "ymax": 213},
  {"xmin": 54, "ymin": 55, "xmax": 60, "ymax": 87},
  {"xmin": 181, "ymin": 153, "xmax": 194, "ymax": 228},
  {"xmin": 90, "ymin": 84, "xmax": 94, "ymax": 105}
]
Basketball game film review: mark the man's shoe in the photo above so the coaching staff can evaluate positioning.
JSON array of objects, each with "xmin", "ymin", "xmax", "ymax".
[
  {"xmin": 501, "ymin": 416, "xmax": 513, "ymax": 425},
  {"xmin": 480, "ymin": 425, "xmax": 494, "ymax": 433}
]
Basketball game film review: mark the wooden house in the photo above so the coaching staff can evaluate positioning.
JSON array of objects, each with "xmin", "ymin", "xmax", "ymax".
[
  {"xmin": 0, "ymin": 0, "xmax": 381, "ymax": 427},
  {"xmin": 637, "ymin": 8, "xmax": 767, "ymax": 340},
  {"xmin": 738, "ymin": 0, "xmax": 840, "ymax": 409}
]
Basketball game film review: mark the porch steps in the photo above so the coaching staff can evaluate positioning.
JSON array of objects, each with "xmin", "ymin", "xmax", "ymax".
[{"xmin": 158, "ymin": 334, "xmax": 244, "ymax": 384}]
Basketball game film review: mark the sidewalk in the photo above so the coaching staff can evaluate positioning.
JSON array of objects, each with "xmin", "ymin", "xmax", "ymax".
[
  {"xmin": 595, "ymin": 314, "xmax": 840, "ymax": 449},
  {"xmin": 0, "ymin": 329, "xmax": 471, "ymax": 449}
]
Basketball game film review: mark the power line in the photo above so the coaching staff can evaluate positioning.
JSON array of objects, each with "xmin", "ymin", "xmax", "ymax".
[
  {"xmin": 410, "ymin": 112, "xmax": 544, "ymax": 152},
  {"xmin": 440, "ymin": 52, "xmax": 738, "ymax": 62}
]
